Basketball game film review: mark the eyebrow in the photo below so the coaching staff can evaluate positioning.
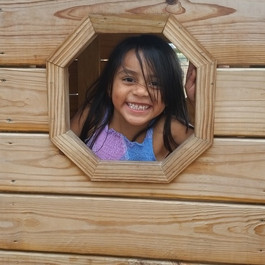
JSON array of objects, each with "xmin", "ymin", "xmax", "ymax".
[
  {"xmin": 118, "ymin": 66, "xmax": 157, "ymax": 80},
  {"xmin": 117, "ymin": 67, "xmax": 137, "ymax": 76}
]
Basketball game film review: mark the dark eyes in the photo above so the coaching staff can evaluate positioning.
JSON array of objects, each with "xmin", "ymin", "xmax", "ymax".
[
  {"xmin": 122, "ymin": 77, "xmax": 135, "ymax": 83},
  {"xmin": 149, "ymin": 81, "xmax": 160, "ymax": 89}
]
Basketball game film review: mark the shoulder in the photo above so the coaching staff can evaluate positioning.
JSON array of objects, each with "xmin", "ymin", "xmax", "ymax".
[
  {"xmin": 152, "ymin": 117, "xmax": 167, "ymax": 160},
  {"xmin": 153, "ymin": 116, "xmax": 193, "ymax": 160},
  {"xmin": 170, "ymin": 118, "xmax": 193, "ymax": 145},
  {"xmin": 154, "ymin": 116, "xmax": 193, "ymax": 144}
]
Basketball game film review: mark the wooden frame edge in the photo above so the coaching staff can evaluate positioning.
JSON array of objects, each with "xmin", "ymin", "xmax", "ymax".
[
  {"xmin": 47, "ymin": 62, "xmax": 69, "ymax": 138},
  {"xmin": 47, "ymin": 14, "xmax": 216, "ymax": 183},
  {"xmin": 52, "ymin": 131, "xmax": 98, "ymax": 179},
  {"xmin": 47, "ymin": 16, "xmax": 97, "ymax": 67}
]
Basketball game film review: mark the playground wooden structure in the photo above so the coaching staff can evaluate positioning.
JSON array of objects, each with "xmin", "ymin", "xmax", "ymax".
[{"xmin": 0, "ymin": 1, "xmax": 265, "ymax": 264}]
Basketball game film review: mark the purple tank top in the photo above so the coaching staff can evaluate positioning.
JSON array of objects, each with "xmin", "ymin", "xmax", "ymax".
[{"xmin": 86, "ymin": 125, "xmax": 156, "ymax": 161}]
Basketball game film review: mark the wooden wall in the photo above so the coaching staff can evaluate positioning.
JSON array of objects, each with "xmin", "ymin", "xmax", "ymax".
[{"xmin": 0, "ymin": 1, "xmax": 265, "ymax": 264}]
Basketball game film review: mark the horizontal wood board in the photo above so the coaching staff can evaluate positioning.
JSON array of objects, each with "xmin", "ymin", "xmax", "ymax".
[
  {"xmin": 215, "ymin": 68, "xmax": 265, "ymax": 136},
  {"xmin": 0, "ymin": 0, "xmax": 265, "ymax": 65},
  {"xmin": 0, "ymin": 68, "xmax": 48, "ymax": 132},
  {"xmin": 1, "ymin": 133, "xmax": 265, "ymax": 203},
  {"xmin": 0, "ymin": 193, "xmax": 265, "ymax": 264},
  {"xmin": 0, "ymin": 250, "xmax": 211, "ymax": 265}
]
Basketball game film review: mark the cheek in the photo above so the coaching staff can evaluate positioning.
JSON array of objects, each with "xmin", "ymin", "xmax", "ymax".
[
  {"xmin": 151, "ymin": 90, "xmax": 164, "ymax": 105},
  {"xmin": 111, "ymin": 83, "xmax": 120, "ymax": 101},
  {"xmin": 153, "ymin": 97, "xmax": 165, "ymax": 113},
  {"xmin": 111, "ymin": 88, "xmax": 125, "ymax": 107},
  {"xmin": 156, "ymin": 96, "xmax": 166, "ymax": 112}
]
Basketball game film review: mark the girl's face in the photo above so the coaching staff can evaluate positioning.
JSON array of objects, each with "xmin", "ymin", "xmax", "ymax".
[{"xmin": 110, "ymin": 49, "xmax": 165, "ymax": 135}]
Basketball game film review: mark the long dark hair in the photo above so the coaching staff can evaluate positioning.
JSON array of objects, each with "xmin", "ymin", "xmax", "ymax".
[{"xmin": 79, "ymin": 34, "xmax": 189, "ymax": 153}]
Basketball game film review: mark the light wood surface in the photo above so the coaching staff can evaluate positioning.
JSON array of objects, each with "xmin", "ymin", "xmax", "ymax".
[
  {"xmin": 0, "ymin": 193, "xmax": 264, "ymax": 264},
  {"xmin": 0, "ymin": 250, "xmax": 209, "ymax": 265},
  {"xmin": 163, "ymin": 15, "xmax": 216, "ymax": 141},
  {"xmin": 0, "ymin": 68, "xmax": 48, "ymax": 131},
  {"xmin": 90, "ymin": 14, "xmax": 167, "ymax": 34},
  {"xmin": 47, "ymin": 16, "xmax": 96, "ymax": 67},
  {"xmin": 1, "ymin": 132, "xmax": 265, "ymax": 204},
  {"xmin": 215, "ymin": 68, "xmax": 265, "ymax": 136},
  {"xmin": 1, "ymin": 1, "xmax": 264, "ymax": 65},
  {"xmin": 47, "ymin": 14, "xmax": 216, "ymax": 183},
  {"xmin": 1, "ymin": 1, "xmax": 265, "ymax": 264},
  {"xmin": 47, "ymin": 63, "xmax": 70, "ymax": 137}
]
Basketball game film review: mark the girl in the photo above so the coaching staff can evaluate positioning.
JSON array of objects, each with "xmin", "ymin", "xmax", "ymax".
[{"xmin": 71, "ymin": 34, "xmax": 195, "ymax": 161}]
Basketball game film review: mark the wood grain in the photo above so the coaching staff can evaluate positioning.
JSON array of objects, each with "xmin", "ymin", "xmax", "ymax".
[
  {"xmin": 163, "ymin": 15, "xmax": 216, "ymax": 142},
  {"xmin": 0, "ymin": 68, "xmax": 48, "ymax": 132},
  {"xmin": 47, "ymin": 14, "xmax": 216, "ymax": 183},
  {"xmin": 1, "ymin": 133, "xmax": 265, "ymax": 204},
  {"xmin": 0, "ymin": 1, "xmax": 265, "ymax": 264},
  {"xmin": 52, "ymin": 130, "xmax": 98, "ymax": 179},
  {"xmin": 162, "ymin": 135, "xmax": 210, "ymax": 182},
  {"xmin": 90, "ymin": 14, "xmax": 167, "ymax": 34},
  {"xmin": 0, "ymin": 193, "xmax": 264, "ymax": 264},
  {"xmin": 47, "ymin": 63, "xmax": 70, "ymax": 137},
  {"xmin": 180, "ymin": 0, "xmax": 265, "ymax": 65},
  {"xmin": 0, "ymin": 250, "xmax": 206, "ymax": 265},
  {"xmin": 0, "ymin": 1, "xmax": 265, "ymax": 65},
  {"xmin": 47, "ymin": 16, "xmax": 96, "ymax": 68},
  {"xmin": 215, "ymin": 68, "xmax": 265, "ymax": 137}
]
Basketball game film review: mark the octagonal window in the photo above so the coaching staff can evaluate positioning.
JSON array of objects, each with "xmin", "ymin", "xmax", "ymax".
[{"xmin": 47, "ymin": 14, "xmax": 216, "ymax": 183}]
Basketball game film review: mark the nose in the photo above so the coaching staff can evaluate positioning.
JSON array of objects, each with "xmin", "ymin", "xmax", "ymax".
[{"xmin": 132, "ymin": 82, "xmax": 149, "ymax": 97}]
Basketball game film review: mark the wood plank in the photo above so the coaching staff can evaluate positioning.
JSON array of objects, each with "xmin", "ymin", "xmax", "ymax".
[
  {"xmin": 47, "ymin": 16, "xmax": 96, "ymax": 68},
  {"xmin": 89, "ymin": 14, "xmax": 167, "ymax": 34},
  {"xmin": 0, "ymin": 133, "xmax": 265, "ymax": 204},
  {"xmin": 180, "ymin": 0, "xmax": 265, "ymax": 65},
  {"xmin": 47, "ymin": 63, "xmax": 70, "ymax": 138},
  {"xmin": 0, "ymin": 0, "xmax": 264, "ymax": 65},
  {"xmin": 215, "ymin": 68, "xmax": 265, "ymax": 137},
  {"xmin": 0, "ymin": 250, "xmax": 207, "ymax": 265},
  {"xmin": 51, "ymin": 130, "xmax": 98, "ymax": 180},
  {"xmin": 0, "ymin": 0, "xmax": 81, "ymax": 65},
  {"xmin": 163, "ymin": 15, "xmax": 216, "ymax": 142},
  {"xmin": 0, "ymin": 68, "xmax": 48, "ymax": 132},
  {"xmin": 0, "ymin": 193, "xmax": 264, "ymax": 264}
]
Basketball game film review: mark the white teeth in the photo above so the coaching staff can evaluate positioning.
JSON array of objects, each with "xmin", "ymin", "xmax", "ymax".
[{"xmin": 128, "ymin": 103, "xmax": 149, "ymax": 111}]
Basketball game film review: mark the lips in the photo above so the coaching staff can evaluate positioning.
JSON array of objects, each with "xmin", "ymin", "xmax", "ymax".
[{"xmin": 127, "ymin": 102, "xmax": 150, "ymax": 111}]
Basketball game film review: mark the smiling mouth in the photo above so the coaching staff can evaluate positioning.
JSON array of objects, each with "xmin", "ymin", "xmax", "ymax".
[{"xmin": 127, "ymin": 103, "xmax": 150, "ymax": 111}]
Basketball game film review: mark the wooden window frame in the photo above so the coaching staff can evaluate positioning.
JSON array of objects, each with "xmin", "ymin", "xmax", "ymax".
[{"xmin": 47, "ymin": 14, "xmax": 216, "ymax": 183}]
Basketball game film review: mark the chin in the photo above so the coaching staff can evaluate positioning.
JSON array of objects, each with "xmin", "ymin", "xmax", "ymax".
[{"xmin": 127, "ymin": 120, "xmax": 150, "ymax": 127}]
